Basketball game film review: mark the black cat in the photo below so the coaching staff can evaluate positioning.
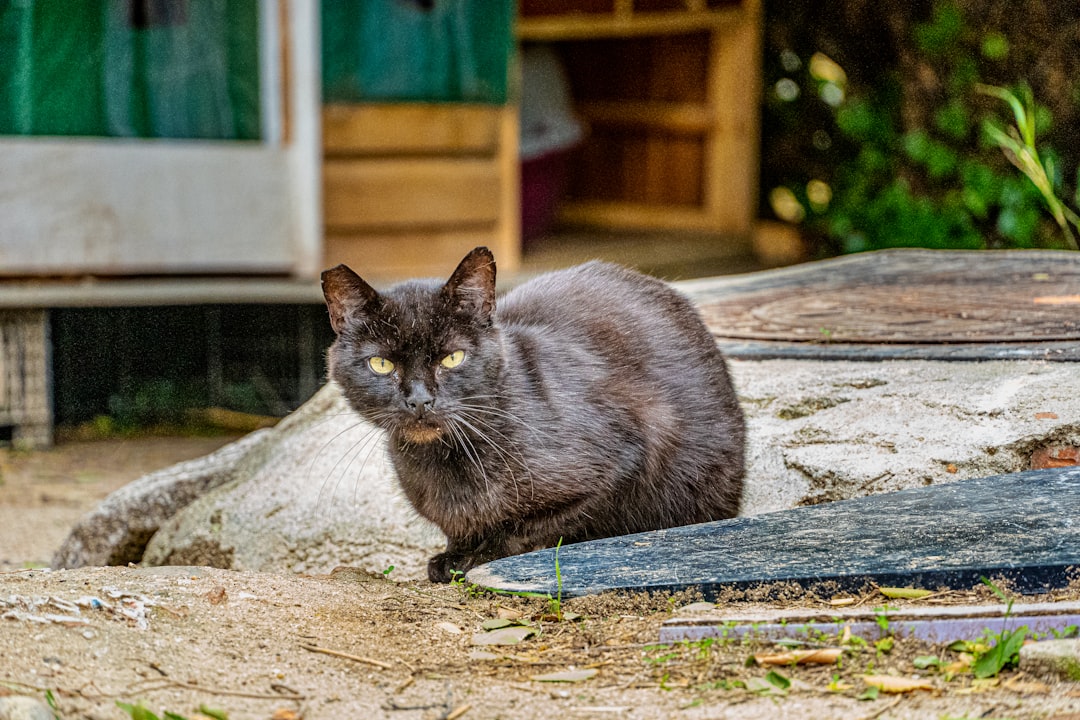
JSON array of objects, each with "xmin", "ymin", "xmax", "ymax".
[{"xmin": 322, "ymin": 247, "xmax": 745, "ymax": 582}]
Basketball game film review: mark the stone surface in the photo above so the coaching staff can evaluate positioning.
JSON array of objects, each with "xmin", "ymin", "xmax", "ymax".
[
  {"xmin": 53, "ymin": 295, "xmax": 1080, "ymax": 580},
  {"xmin": 51, "ymin": 430, "xmax": 270, "ymax": 568},
  {"xmin": 734, "ymin": 358, "xmax": 1080, "ymax": 516},
  {"xmin": 1019, "ymin": 638, "xmax": 1080, "ymax": 682},
  {"xmin": 139, "ymin": 383, "xmax": 444, "ymax": 578},
  {"xmin": 0, "ymin": 696, "xmax": 56, "ymax": 720}
]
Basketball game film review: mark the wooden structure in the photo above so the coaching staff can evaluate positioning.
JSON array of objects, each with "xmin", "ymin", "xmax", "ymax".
[
  {"xmin": 0, "ymin": 1, "xmax": 764, "ymax": 444},
  {"xmin": 517, "ymin": 0, "xmax": 762, "ymax": 241},
  {"xmin": 322, "ymin": 104, "xmax": 520, "ymax": 282},
  {"xmin": 0, "ymin": 0, "xmax": 322, "ymax": 279},
  {"xmin": 0, "ymin": 310, "xmax": 50, "ymax": 447}
]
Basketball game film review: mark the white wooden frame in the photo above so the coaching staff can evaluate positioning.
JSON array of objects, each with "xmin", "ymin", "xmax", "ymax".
[{"xmin": 0, "ymin": 0, "xmax": 322, "ymax": 279}]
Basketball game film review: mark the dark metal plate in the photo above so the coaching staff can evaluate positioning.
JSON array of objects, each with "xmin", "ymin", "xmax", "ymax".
[
  {"xmin": 681, "ymin": 249, "xmax": 1080, "ymax": 360},
  {"xmin": 467, "ymin": 467, "xmax": 1080, "ymax": 600}
]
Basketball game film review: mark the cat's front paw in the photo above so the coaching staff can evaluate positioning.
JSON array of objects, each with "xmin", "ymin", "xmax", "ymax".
[{"xmin": 427, "ymin": 552, "xmax": 470, "ymax": 584}]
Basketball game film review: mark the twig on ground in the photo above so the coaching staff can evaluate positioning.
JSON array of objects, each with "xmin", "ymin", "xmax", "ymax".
[
  {"xmin": 858, "ymin": 696, "xmax": 902, "ymax": 720},
  {"xmin": 444, "ymin": 703, "xmax": 472, "ymax": 720},
  {"xmin": 300, "ymin": 642, "xmax": 396, "ymax": 670},
  {"xmin": 126, "ymin": 679, "xmax": 305, "ymax": 701}
]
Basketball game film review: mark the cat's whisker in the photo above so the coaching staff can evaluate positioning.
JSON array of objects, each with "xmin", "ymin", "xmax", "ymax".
[
  {"xmin": 449, "ymin": 412, "xmax": 532, "ymax": 506},
  {"xmin": 309, "ymin": 420, "xmax": 365, "ymax": 506},
  {"xmin": 311, "ymin": 410, "xmax": 395, "ymax": 512},
  {"xmin": 317, "ymin": 425, "xmax": 384, "ymax": 514},
  {"xmin": 445, "ymin": 419, "xmax": 493, "ymax": 500},
  {"xmin": 347, "ymin": 428, "xmax": 390, "ymax": 508},
  {"xmin": 454, "ymin": 402, "xmax": 558, "ymax": 444}
]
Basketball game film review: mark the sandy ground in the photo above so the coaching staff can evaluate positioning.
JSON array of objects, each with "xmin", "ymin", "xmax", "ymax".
[
  {"xmin": 0, "ymin": 437, "xmax": 239, "ymax": 570},
  {"xmin": 2, "ymin": 438, "xmax": 1080, "ymax": 720}
]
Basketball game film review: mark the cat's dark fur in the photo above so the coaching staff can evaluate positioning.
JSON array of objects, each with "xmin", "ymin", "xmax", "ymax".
[{"xmin": 322, "ymin": 247, "xmax": 745, "ymax": 583}]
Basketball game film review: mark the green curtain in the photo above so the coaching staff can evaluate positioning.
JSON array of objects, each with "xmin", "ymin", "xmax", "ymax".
[{"xmin": 0, "ymin": 0, "xmax": 260, "ymax": 139}]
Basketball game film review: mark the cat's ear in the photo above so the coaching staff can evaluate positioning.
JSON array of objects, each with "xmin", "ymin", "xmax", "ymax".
[
  {"xmin": 444, "ymin": 247, "xmax": 496, "ymax": 321},
  {"xmin": 321, "ymin": 264, "xmax": 380, "ymax": 334}
]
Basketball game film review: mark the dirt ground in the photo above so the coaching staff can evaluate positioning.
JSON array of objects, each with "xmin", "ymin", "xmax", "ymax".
[{"xmin": 2, "ymin": 438, "xmax": 1080, "ymax": 720}]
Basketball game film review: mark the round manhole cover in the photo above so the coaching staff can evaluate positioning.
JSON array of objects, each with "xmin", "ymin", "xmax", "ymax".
[{"xmin": 698, "ymin": 250, "xmax": 1080, "ymax": 344}]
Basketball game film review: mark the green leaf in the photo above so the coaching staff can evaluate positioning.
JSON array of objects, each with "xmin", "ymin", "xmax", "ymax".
[
  {"xmin": 933, "ymin": 100, "xmax": 970, "ymax": 141},
  {"xmin": 197, "ymin": 707, "xmax": 228, "ymax": 720},
  {"xmin": 973, "ymin": 626, "xmax": 1028, "ymax": 678},
  {"xmin": 856, "ymin": 686, "xmax": 880, "ymax": 701},
  {"xmin": 745, "ymin": 676, "xmax": 785, "ymax": 696},
  {"xmin": 981, "ymin": 32, "xmax": 1009, "ymax": 60},
  {"xmin": 481, "ymin": 618, "xmax": 515, "ymax": 630},
  {"xmin": 116, "ymin": 703, "xmax": 163, "ymax": 720},
  {"xmin": 913, "ymin": 655, "xmax": 941, "ymax": 669},
  {"xmin": 764, "ymin": 669, "xmax": 791, "ymax": 691},
  {"xmin": 914, "ymin": 1, "xmax": 963, "ymax": 56}
]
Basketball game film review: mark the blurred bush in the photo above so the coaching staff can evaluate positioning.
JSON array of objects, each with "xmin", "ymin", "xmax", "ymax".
[{"xmin": 763, "ymin": 0, "xmax": 1080, "ymax": 255}]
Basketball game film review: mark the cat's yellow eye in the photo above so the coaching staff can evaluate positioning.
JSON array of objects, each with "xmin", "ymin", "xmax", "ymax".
[
  {"xmin": 368, "ymin": 356, "xmax": 395, "ymax": 375},
  {"xmin": 440, "ymin": 350, "xmax": 465, "ymax": 369}
]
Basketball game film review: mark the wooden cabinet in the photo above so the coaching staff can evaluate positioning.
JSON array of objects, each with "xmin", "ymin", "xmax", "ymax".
[
  {"xmin": 518, "ymin": 0, "xmax": 762, "ymax": 241},
  {"xmin": 321, "ymin": 104, "xmax": 520, "ymax": 282}
]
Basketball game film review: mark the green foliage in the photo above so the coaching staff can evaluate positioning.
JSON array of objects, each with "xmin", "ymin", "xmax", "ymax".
[
  {"xmin": 770, "ymin": 0, "xmax": 1076, "ymax": 253},
  {"xmin": 978, "ymin": 84, "xmax": 1080, "ymax": 249},
  {"xmin": 115, "ymin": 701, "xmax": 228, "ymax": 720},
  {"xmin": 971, "ymin": 577, "xmax": 1029, "ymax": 678}
]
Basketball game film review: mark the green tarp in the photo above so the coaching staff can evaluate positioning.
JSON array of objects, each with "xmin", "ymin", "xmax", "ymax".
[
  {"xmin": 322, "ymin": 0, "xmax": 513, "ymax": 105},
  {"xmin": 0, "ymin": 0, "xmax": 260, "ymax": 139}
]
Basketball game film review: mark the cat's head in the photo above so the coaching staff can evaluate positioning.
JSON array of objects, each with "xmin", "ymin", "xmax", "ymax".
[{"xmin": 321, "ymin": 247, "xmax": 500, "ymax": 444}]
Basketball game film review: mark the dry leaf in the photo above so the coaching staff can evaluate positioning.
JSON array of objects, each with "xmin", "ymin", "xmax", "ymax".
[
  {"xmin": 755, "ymin": 648, "xmax": 842, "ymax": 666},
  {"xmin": 943, "ymin": 658, "xmax": 971, "ymax": 675},
  {"xmin": 497, "ymin": 607, "xmax": 524, "ymax": 620},
  {"xmin": 862, "ymin": 675, "xmax": 934, "ymax": 693},
  {"xmin": 956, "ymin": 677, "xmax": 1000, "ymax": 695},
  {"xmin": 436, "ymin": 622, "xmax": 463, "ymax": 635},
  {"xmin": 1035, "ymin": 412, "xmax": 1059, "ymax": 420},
  {"xmin": 830, "ymin": 597, "xmax": 856, "ymax": 607},
  {"xmin": 946, "ymin": 463, "xmax": 958, "ymax": 473},
  {"xmin": 471, "ymin": 625, "xmax": 537, "ymax": 646},
  {"xmin": 879, "ymin": 587, "xmax": 933, "ymax": 600},
  {"xmin": 1003, "ymin": 677, "xmax": 1050, "ymax": 694},
  {"xmin": 531, "ymin": 668, "xmax": 598, "ymax": 683}
]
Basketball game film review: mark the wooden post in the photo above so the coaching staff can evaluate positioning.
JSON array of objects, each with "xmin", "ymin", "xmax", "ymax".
[{"xmin": 703, "ymin": 0, "xmax": 762, "ymax": 237}]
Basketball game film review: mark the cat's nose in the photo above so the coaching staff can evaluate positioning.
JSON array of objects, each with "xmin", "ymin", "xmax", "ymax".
[{"xmin": 404, "ymin": 383, "xmax": 435, "ymax": 415}]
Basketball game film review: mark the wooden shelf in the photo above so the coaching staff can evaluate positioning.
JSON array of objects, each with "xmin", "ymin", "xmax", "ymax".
[
  {"xmin": 321, "ymin": 104, "xmax": 520, "ymax": 281},
  {"xmin": 561, "ymin": 200, "xmax": 733, "ymax": 233},
  {"xmin": 517, "ymin": 7, "xmax": 744, "ymax": 40},
  {"xmin": 323, "ymin": 104, "xmax": 502, "ymax": 157},
  {"xmin": 527, "ymin": 1, "xmax": 763, "ymax": 238},
  {"xmin": 577, "ymin": 100, "xmax": 712, "ymax": 135}
]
